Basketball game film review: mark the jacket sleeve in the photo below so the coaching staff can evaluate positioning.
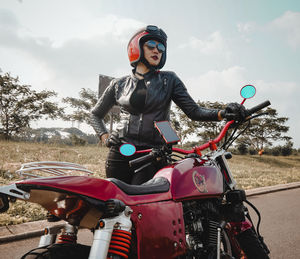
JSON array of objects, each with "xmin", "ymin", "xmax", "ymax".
[
  {"xmin": 171, "ymin": 72, "xmax": 220, "ymax": 121},
  {"xmin": 89, "ymin": 80, "xmax": 117, "ymax": 138}
]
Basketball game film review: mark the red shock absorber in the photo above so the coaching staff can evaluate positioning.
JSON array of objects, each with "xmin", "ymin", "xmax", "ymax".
[
  {"xmin": 57, "ymin": 225, "xmax": 77, "ymax": 244},
  {"xmin": 107, "ymin": 229, "xmax": 132, "ymax": 259},
  {"xmin": 57, "ymin": 234, "xmax": 77, "ymax": 244}
]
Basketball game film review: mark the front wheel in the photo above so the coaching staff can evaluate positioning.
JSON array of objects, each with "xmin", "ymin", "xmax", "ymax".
[
  {"xmin": 235, "ymin": 229, "xmax": 270, "ymax": 259},
  {"xmin": 21, "ymin": 243, "xmax": 91, "ymax": 259}
]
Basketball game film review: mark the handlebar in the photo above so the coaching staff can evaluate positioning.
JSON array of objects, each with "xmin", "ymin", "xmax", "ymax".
[
  {"xmin": 132, "ymin": 100, "xmax": 271, "ymax": 159},
  {"xmin": 129, "ymin": 152, "xmax": 155, "ymax": 168},
  {"xmin": 247, "ymin": 100, "xmax": 271, "ymax": 115},
  {"xmin": 192, "ymin": 100, "xmax": 271, "ymax": 153}
]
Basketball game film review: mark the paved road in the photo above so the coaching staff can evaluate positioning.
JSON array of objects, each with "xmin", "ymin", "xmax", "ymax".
[
  {"xmin": 247, "ymin": 188, "xmax": 300, "ymax": 258},
  {"xmin": 0, "ymin": 188, "xmax": 299, "ymax": 258}
]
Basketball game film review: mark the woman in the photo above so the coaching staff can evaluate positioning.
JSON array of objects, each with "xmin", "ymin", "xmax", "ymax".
[{"xmin": 90, "ymin": 25, "xmax": 245, "ymax": 184}]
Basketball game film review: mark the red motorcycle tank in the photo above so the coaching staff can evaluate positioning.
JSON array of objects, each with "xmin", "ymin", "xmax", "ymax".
[{"xmin": 155, "ymin": 157, "xmax": 224, "ymax": 200}]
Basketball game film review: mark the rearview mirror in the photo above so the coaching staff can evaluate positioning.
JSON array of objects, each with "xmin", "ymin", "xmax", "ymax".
[
  {"xmin": 240, "ymin": 84, "xmax": 256, "ymax": 99},
  {"xmin": 119, "ymin": 143, "xmax": 136, "ymax": 156}
]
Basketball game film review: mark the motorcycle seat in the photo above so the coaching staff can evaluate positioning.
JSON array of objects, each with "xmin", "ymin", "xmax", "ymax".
[{"xmin": 108, "ymin": 177, "xmax": 170, "ymax": 195}]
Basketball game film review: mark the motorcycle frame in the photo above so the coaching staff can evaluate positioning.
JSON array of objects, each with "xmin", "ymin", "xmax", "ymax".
[{"xmin": 0, "ymin": 156, "xmax": 253, "ymax": 259}]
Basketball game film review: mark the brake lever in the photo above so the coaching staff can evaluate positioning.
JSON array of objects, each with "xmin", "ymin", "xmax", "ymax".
[{"xmin": 244, "ymin": 112, "xmax": 268, "ymax": 122}]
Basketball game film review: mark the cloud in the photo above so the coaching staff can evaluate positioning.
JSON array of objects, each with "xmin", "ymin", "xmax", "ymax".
[
  {"xmin": 237, "ymin": 22, "xmax": 256, "ymax": 34},
  {"xmin": 269, "ymin": 11, "xmax": 300, "ymax": 49},
  {"xmin": 237, "ymin": 21, "xmax": 257, "ymax": 43},
  {"xmin": 0, "ymin": 9, "xmax": 144, "ymax": 95},
  {"xmin": 184, "ymin": 67, "xmax": 299, "ymax": 146},
  {"xmin": 253, "ymin": 79, "xmax": 299, "ymax": 146},
  {"xmin": 185, "ymin": 66, "xmax": 247, "ymax": 102},
  {"xmin": 186, "ymin": 65, "xmax": 298, "ymax": 114},
  {"xmin": 0, "ymin": 9, "xmax": 19, "ymax": 29},
  {"xmin": 237, "ymin": 11, "xmax": 300, "ymax": 48},
  {"xmin": 179, "ymin": 31, "xmax": 231, "ymax": 59}
]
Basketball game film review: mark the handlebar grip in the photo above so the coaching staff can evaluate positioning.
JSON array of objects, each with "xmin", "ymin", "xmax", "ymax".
[
  {"xmin": 129, "ymin": 153, "xmax": 155, "ymax": 168},
  {"xmin": 247, "ymin": 100, "xmax": 271, "ymax": 115}
]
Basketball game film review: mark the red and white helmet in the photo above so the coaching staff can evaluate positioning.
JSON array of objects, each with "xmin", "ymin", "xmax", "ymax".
[{"xmin": 127, "ymin": 25, "xmax": 167, "ymax": 70}]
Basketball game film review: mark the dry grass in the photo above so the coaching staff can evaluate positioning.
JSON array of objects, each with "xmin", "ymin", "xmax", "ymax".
[
  {"xmin": 0, "ymin": 140, "xmax": 299, "ymax": 226},
  {"xmin": 0, "ymin": 141, "xmax": 107, "ymax": 181},
  {"xmin": 228, "ymin": 155, "xmax": 300, "ymax": 190}
]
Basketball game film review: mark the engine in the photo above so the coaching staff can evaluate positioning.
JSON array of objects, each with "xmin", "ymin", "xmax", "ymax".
[{"xmin": 180, "ymin": 200, "xmax": 223, "ymax": 258}]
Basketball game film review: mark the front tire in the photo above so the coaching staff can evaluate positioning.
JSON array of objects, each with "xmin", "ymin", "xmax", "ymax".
[
  {"xmin": 21, "ymin": 243, "xmax": 91, "ymax": 259},
  {"xmin": 236, "ymin": 229, "xmax": 270, "ymax": 259}
]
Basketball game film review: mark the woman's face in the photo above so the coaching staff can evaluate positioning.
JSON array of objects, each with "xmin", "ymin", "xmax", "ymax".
[{"xmin": 142, "ymin": 40, "xmax": 163, "ymax": 67}]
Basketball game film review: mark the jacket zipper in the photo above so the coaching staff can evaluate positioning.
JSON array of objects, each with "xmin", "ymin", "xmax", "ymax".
[
  {"xmin": 137, "ymin": 79, "xmax": 149, "ymax": 141},
  {"xmin": 138, "ymin": 113, "xmax": 143, "ymax": 142}
]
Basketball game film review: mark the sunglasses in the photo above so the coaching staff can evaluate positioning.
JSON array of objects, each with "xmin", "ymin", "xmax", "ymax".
[{"xmin": 145, "ymin": 40, "xmax": 166, "ymax": 53}]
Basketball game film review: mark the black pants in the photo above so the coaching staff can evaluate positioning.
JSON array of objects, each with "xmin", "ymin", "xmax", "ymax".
[{"xmin": 106, "ymin": 146, "xmax": 165, "ymax": 185}]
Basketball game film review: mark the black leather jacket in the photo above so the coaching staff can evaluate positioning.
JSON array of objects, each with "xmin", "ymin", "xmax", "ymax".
[{"xmin": 90, "ymin": 70, "xmax": 220, "ymax": 147}]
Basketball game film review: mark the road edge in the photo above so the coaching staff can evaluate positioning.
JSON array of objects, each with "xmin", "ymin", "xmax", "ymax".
[
  {"xmin": 245, "ymin": 181, "xmax": 300, "ymax": 197},
  {"xmin": 1, "ymin": 181, "xmax": 300, "ymax": 244}
]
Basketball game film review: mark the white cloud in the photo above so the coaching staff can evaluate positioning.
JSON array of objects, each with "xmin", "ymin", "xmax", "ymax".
[
  {"xmin": 185, "ymin": 67, "xmax": 299, "ymax": 146},
  {"xmin": 0, "ymin": 10, "xmax": 143, "ymax": 96},
  {"xmin": 253, "ymin": 80, "xmax": 297, "ymax": 114},
  {"xmin": 179, "ymin": 31, "xmax": 231, "ymax": 59},
  {"xmin": 237, "ymin": 21, "xmax": 256, "ymax": 43},
  {"xmin": 253, "ymin": 79, "xmax": 299, "ymax": 147},
  {"xmin": 237, "ymin": 22, "xmax": 256, "ymax": 34},
  {"xmin": 51, "ymin": 14, "xmax": 145, "ymax": 48},
  {"xmin": 185, "ymin": 66, "xmax": 247, "ymax": 102},
  {"xmin": 269, "ymin": 11, "xmax": 300, "ymax": 49}
]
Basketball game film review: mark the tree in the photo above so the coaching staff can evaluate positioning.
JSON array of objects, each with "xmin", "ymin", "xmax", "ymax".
[
  {"xmin": 170, "ymin": 101, "xmax": 292, "ymax": 151},
  {"xmin": 170, "ymin": 108, "xmax": 190, "ymax": 144},
  {"xmin": 62, "ymin": 88, "xmax": 120, "ymax": 131},
  {"xmin": 242, "ymin": 107, "xmax": 291, "ymax": 151},
  {"xmin": 171, "ymin": 101, "xmax": 226, "ymax": 145},
  {"xmin": 0, "ymin": 72, "xmax": 64, "ymax": 140},
  {"xmin": 62, "ymin": 88, "xmax": 98, "ymax": 124}
]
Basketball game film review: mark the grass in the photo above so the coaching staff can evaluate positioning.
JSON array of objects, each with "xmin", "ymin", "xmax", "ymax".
[
  {"xmin": 0, "ymin": 140, "xmax": 300, "ymax": 226},
  {"xmin": 228, "ymin": 155, "xmax": 300, "ymax": 190}
]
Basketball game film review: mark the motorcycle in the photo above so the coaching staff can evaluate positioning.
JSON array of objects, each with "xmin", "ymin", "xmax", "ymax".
[{"xmin": 0, "ymin": 84, "xmax": 270, "ymax": 259}]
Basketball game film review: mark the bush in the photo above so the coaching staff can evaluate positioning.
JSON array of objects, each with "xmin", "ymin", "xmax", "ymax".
[
  {"xmin": 271, "ymin": 147, "xmax": 281, "ymax": 156},
  {"xmin": 237, "ymin": 143, "xmax": 248, "ymax": 155},
  {"xmin": 281, "ymin": 143, "xmax": 293, "ymax": 156},
  {"xmin": 249, "ymin": 149, "xmax": 257, "ymax": 155},
  {"xmin": 69, "ymin": 134, "xmax": 87, "ymax": 146}
]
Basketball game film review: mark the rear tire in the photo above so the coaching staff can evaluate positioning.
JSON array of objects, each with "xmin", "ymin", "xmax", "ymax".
[
  {"xmin": 21, "ymin": 243, "xmax": 91, "ymax": 259},
  {"xmin": 236, "ymin": 229, "xmax": 270, "ymax": 259}
]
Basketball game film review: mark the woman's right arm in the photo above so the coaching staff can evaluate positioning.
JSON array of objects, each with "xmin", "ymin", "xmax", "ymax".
[{"xmin": 90, "ymin": 80, "xmax": 117, "ymax": 143}]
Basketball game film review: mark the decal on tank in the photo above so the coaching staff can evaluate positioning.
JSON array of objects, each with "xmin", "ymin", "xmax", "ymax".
[{"xmin": 192, "ymin": 171, "xmax": 208, "ymax": 193}]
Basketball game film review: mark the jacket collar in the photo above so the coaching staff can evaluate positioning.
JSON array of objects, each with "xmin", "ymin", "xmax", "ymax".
[{"xmin": 131, "ymin": 69, "xmax": 159, "ymax": 81}]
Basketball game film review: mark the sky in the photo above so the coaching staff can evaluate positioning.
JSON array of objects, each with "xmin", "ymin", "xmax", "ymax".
[{"xmin": 1, "ymin": 0, "xmax": 300, "ymax": 147}]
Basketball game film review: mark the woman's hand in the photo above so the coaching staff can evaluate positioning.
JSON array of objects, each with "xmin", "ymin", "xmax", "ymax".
[
  {"xmin": 101, "ymin": 132, "xmax": 122, "ymax": 147},
  {"xmin": 100, "ymin": 133, "xmax": 109, "ymax": 145},
  {"xmin": 219, "ymin": 103, "xmax": 247, "ymax": 121}
]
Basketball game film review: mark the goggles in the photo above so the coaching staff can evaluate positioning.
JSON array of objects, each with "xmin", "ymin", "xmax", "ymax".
[
  {"xmin": 145, "ymin": 40, "xmax": 166, "ymax": 53},
  {"xmin": 146, "ymin": 25, "xmax": 167, "ymax": 39}
]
